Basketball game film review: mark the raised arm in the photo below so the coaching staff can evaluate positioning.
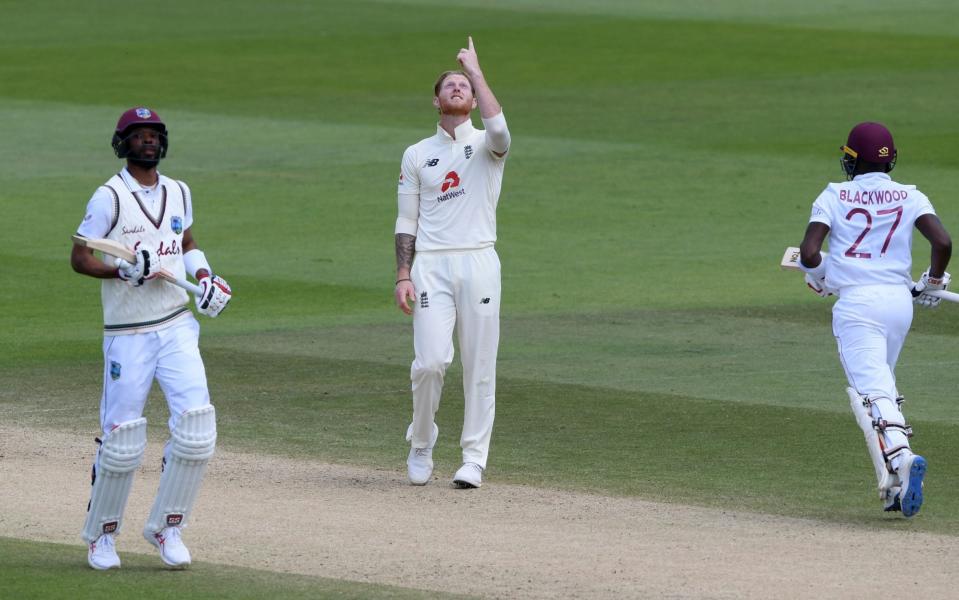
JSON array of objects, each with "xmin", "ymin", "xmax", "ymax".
[
  {"xmin": 458, "ymin": 36, "xmax": 510, "ymax": 157},
  {"xmin": 457, "ymin": 36, "xmax": 500, "ymax": 118}
]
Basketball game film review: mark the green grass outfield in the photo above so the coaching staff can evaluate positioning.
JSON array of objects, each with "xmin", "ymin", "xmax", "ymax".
[{"xmin": 3, "ymin": 0, "xmax": 959, "ymax": 596}]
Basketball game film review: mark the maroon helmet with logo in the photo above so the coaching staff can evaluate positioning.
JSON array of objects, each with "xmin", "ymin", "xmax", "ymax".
[
  {"xmin": 841, "ymin": 122, "xmax": 896, "ymax": 179},
  {"xmin": 111, "ymin": 107, "xmax": 168, "ymax": 162}
]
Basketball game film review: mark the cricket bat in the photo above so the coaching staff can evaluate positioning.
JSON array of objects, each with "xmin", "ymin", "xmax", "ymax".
[
  {"xmin": 780, "ymin": 246, "xmax": 959, "ymax": 303},
  {"xmin": 73, "ymin": 234, "xmax": 203, "ymax": 296}
]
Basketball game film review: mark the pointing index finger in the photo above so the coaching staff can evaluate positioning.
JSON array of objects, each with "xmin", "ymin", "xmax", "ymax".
[{"xmin": 468, "ymin": 36, "xmax": 474, "ymax": 50}]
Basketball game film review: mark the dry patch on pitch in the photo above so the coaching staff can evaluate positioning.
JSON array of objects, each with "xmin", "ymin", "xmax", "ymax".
[{"xmin": 3, "ymin": 424, "xmax": 956, "ymax": 599}]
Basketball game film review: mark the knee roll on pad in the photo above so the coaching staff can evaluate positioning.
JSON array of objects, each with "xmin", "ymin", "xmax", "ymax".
[
  {"xmin": 81, "ymin": 418, "xmax": 148, "ymax": 543},
  {"xmin": 144, "ymin": 405, "xmax": 216, "ymax": 534}
]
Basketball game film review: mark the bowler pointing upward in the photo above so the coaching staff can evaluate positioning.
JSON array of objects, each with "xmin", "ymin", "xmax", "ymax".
[{"xmin": 394, "ymin": 37, "xmax": 511, "ymax": 488}]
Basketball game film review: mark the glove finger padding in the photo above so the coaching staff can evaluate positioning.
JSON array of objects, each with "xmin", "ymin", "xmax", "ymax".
[
  {"xmin": 196, "ymin": 275, "xmax": 232, "ymax": 317},
  {"xmin": 915, "ymin": 293, "xmax": 942, "ymax": 308},
  {"xmin": 804, "ymin": 273, "xmax": 833, "ymax": 297},
  {"xmin": 116, "ymin": 247, "xmax": 160, "ymax": 286}
]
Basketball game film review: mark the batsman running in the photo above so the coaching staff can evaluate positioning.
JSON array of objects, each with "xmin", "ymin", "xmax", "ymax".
[
  {"xmin": 796, "ymin": 122, "xmax": 952, "ymax": 517},
  {"xmin": 394, "ymin": 37, "xmax": 511, "ymax": 488},
  {"xmin": 70, "ymin": 107, "xmax": 233, "ymax": 569}
]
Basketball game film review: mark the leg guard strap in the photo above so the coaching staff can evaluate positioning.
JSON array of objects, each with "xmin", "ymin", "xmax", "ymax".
[{"xmin": 847, "ymin": 388, "xmax": 897, "ymax": 496}]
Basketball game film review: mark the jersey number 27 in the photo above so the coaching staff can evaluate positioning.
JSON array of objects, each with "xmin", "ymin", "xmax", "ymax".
[{"xmin": 843, "ymin": 206, "xmax": 904, "ymax": 259}]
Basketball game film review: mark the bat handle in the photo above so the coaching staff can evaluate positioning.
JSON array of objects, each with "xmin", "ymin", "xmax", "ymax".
[{"xmin": 117, "ymin": 259, "xmax": 204, "ymax": 297}]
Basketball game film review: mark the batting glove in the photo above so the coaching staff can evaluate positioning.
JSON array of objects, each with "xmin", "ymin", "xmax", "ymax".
[
  {"xmin": 804, "ymin": 272, "xmax": 836, "ymax": 298},
  {"xmin": 195, "ymin": 275, "xmax": 232, "ymax": 317},
  {"xmin": 913, "ymin": 269, "xmax": 951, "ymax": 308},
  {"xmin": 116, "ymin": 247, "xmax": 160, "ymax": 287}
]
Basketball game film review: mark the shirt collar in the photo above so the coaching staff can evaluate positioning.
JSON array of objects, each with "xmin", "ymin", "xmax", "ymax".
[
  {"xmin": 436, "ymin": 119, "xmax": 475, "ymax": 142},
  {"xmin": 853, "ymin": 172, "xmax": 891, "ymax": 182},
  {"xmin": 119, "ymin": 166, "xmax": 160, "ymax": 192}
]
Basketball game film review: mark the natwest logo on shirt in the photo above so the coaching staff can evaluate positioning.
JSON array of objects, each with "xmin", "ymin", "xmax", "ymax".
[
  {"xmin": 441, "ymin": 171, "xmax": 460, "ymax": 192},
  {"xmin": 436, "ymin": 171, "xmax": 466, "ymax": 203}
]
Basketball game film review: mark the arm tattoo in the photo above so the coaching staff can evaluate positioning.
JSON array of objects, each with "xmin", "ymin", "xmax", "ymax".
[{"xmin": 395, "ymin": 233, "xmax": 416, "ymax": 271}]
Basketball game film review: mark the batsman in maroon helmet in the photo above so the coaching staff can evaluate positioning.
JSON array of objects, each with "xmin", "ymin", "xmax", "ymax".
[
  {"xmin": 70, "ymin": 107, "xmax": 233, "ymax": 569},
  {"xmin": 796, "ymin": 122, "xmax": 952, "ymax": 517}
]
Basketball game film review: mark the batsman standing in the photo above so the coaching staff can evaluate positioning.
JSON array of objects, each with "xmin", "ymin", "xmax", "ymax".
[
  {"xmin": 394, "ymin": 37, "xmax": 511, "ymax": 488},
  {"xmin": 797, "ymin": 122, "xmax": 952, "ymax": 517},
  {"xmin": 70, "ymin": 107, "xmax": 233, "ymax": 569}
]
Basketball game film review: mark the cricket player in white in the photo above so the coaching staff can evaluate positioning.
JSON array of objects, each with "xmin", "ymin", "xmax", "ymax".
[
  {"xmin": 394, "ymin": 37, "xmax": 510, "ymax": 488},
  {"xmin": 798, "ymin": 122, "xmax": 952, "ymax": 517},
  {"xmin": 71, "ymin": 107, "xmax": 233, "ymax": 569}
]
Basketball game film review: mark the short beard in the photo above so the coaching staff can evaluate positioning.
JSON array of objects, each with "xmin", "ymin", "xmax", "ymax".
[
  {"xmin": 438, "ymin": 99, "xmax": 472, "ymax": 117},
  {"xmin": 128, "ymin": 157, "xmax": 160, "ymax": 170}
]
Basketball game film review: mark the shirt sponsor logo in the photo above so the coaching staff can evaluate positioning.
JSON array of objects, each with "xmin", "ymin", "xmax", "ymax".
[
  {"xmin": 424, "ymin": 158, "xmax": 440, "ymax": 167},
  {"xmin": 441, "ymin": 171, "xmax": 460, "ymax": 192},
  {"xmin": 122, "ymin": 225, "xmax": 146, "ymax": 235},
  {"xmin": 435, "ymin": 170, "xmax": 466, "ymax": 202},
  {"xmin": 838, "ymin": 189, "xmax": 908, "ymax": 205},
  {"xmin": 158, "ymin": 239, "xmax": 182, "ymax": 256}
]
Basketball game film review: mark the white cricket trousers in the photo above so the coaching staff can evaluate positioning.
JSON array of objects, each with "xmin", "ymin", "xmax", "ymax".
[
  {"xmin": 409, "ymin": 247, "xmax": 500, "ymax": 469},
  {"xmin": 833, "ymin": 284, "xmax": 913, "ymax": 401},
  {"xmin": 100, "ymin": 315, "xmax": 211, "ymax": 436}
]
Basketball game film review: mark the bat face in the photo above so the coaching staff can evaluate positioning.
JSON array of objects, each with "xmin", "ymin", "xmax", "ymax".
[
  {"xmin": 780, "ymin": 246, "xmax": 801, "ymax": 271},
  {"xmin": 72, "ymin": 234, "xmax": 136, "ymax": 263}
]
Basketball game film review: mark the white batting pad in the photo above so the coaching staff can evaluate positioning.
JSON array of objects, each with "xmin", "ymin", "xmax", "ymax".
[
  {"xmin": 847, "ymin": 388, "xmax": 910, "ymax": 496},
  {"xmin": 144, "ymin": 405, "xmax": 216, "ymax": 534},
  {"xmin": 81, "ymin": 418, "xmax": 148, "ymax": 543}
]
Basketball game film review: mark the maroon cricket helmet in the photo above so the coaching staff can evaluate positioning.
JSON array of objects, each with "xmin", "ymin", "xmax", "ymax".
[
  {"xmin": 840, "ymin": 122, "xmax": 897, "ymax": 178},
  {"xmin": 111, "ymin": 106, "xmax": 168, "ymax": 161},
  {"xmin": 843, "ymin": 122, "xmax": 896, "ymax": 163}
]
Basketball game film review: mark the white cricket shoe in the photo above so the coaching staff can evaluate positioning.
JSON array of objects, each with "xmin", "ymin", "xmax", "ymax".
[
  {"xmin": 407, "ymin": 423, "xmax": 439, "ymax": 486},
  {"xmin": 898, "ymin": 454, "xmax": 927, "ymax": 518},
  {"xmin": 452, "ymin": 462, "xmax": 483, "ymax": 489},
  {"xmin": 88, "ymin": 533, "xmax": 120, "ymax": 570},
  {"xmin": 145, "ymin": 526, "xmax": 192, "ymax": 567}
]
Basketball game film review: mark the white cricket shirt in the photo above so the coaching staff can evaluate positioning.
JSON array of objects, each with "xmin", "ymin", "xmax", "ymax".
[
  {"xmin": 809, "ymin": 172, "xmax": 936, "ymax": 289},
  {"xmin": 396, "ymin": 117, "xmax": 508, "ymax": 251},
  {"xmin": 77, "ymin": 167, "xmax": 194, "ymax": 334}
]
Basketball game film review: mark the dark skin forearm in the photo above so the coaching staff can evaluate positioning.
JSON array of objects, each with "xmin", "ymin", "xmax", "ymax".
[
  {"xmin": 916, "ymin": 214, "xmax": 952, "ymax": 278},
  {"xmin": 799, "ymin": 222, "xmax": 831, "ymax": 268},
  {"xmin": 71, "ymin": 244, "xmax": 120, "ymax": 279}
]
